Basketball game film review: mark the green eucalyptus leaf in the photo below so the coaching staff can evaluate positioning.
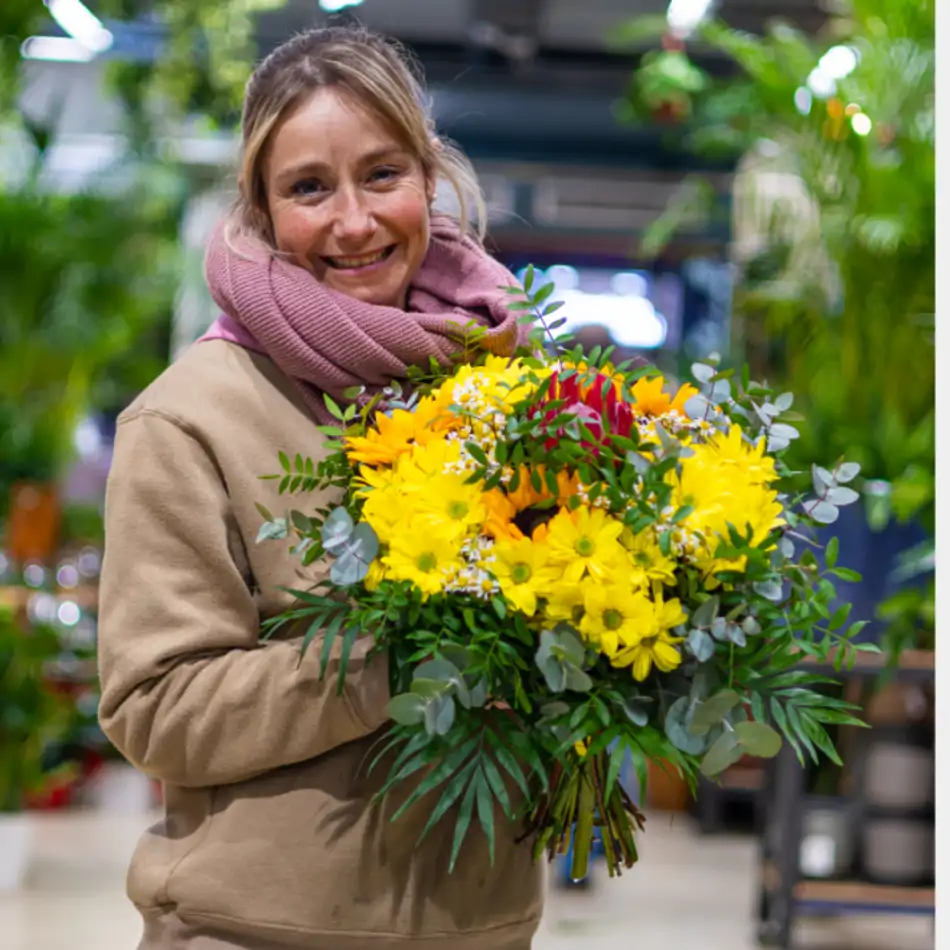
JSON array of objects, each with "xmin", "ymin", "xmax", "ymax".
[
  {"xmin": 808, "ymin": 500, "xmax": 840, "ymax": 525},
  {"xmin": 725, "ymin": 622, "xmax": 747, "ymax": 647},
  {"xmin": 710, "ymin": 617, "xmax": 729, "ymax": 641},
  {"xmin": 425, "ymin": 694, "xmax": 456, "ymax": 737},
  {"xmin": 836, "ymin": 462, "xmax": 861, "ymax": 483},
  {"xmin": 827, "ymin": 486, "xmax": 860, "ymax": 506},
  {"xmin": 564, "ymin": 665, "xmax": 593, "ymax": 693},
  {"xmin": 321, "ymin": 507, "xmax": 355, "ymax": 555},
  {"xmin": 622, "ymin": 698, "xmax": 652, "ymax": 727},
  {"xmin": 664, "ymin": 696, "xmax": 706, "ymax": 755},
  {"xmin": 741, "ymin": 616, "xmax": 762, "ymax": 637},
  {"xmin": 256, "ymin": 518, "xmax": 288, "ymax": 543},
  {"xmin": 700, "ymin": 730, "xmax": 744, "ymax": 778},
  {"xmin": 410, "ymin": 678, "xmax": 445, "ymax": 700},
  {"xmin": 691, "ymin": 595, "xmax": 720, "ymax": 629},
  {"xmin": 388, "ymin": 693, "xmax": 426, "ymax": 726},
  {"xmin": 753, "ymin": 579, "xmax": 784, "ymax": 602},
  {"xmin": 416, "ymin": 657, "xmax": 462, "ymax": 684},
  {"xmin": 690, "ymin": 690, "xmax": 742, "ymax": 736},
  {"xmin": 541, "ymin": 656, "xmax": 568, "ymax": 693},
  {"xmin": 688, "ymin": 628, "xmax": 716, "ymax": 662},
  {"xmin": 735, "ymin": 721, "xmax": 782, "ymax": 758},
  {"xmin": 540, "ymin": 701, "xmax": 571, "ymax": 719}
]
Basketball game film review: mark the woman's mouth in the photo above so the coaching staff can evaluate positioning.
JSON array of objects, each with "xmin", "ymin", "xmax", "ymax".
[{"xmin": 322, "ymin": 246, "xmax": 396, "ymax": 272}]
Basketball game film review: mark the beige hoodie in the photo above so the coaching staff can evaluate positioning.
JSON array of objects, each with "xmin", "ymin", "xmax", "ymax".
[{"xmin": 98, "ymin": 340, "xmax": 544, "ymax": 950}]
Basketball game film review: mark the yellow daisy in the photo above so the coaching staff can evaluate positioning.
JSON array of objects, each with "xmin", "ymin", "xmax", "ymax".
[
  {"xmin": 383, "ymin": 532, "xmax": 464, "ymax": 598},
  {"xmin": 491, "ymin": 536, "xmax": 562, "ymax": 616},
  {"xmin": 579, "ymin": 583, "xmax": 655, "ymax": 658},
  {"xmin": 546, "ymin": 506, "xmax": 627, "ymax": 583}
]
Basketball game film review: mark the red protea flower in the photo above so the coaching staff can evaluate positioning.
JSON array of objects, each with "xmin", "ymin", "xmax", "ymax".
[{"xmin": 536, "ymin": 368, "xmax": 634, "ymax": 451}]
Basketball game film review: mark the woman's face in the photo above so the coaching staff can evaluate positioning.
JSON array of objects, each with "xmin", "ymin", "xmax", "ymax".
[{"xmin": 262, "ymin": 88, "xmax": 435, "ymax": 309}]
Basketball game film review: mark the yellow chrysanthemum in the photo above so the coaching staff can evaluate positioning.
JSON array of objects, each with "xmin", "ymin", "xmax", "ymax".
[
  {"xmin": 491, "ymin": 536, "xmax": 562, "ymax": 616},
  {"xmin": 609, "ymin": 595, "xmax": 687, "ymax": 681},
  {"xmin": 344, "ymin": 399, "xmax": 447, "ymax": 467},
  {"xmin": 360, "ymin": 482, "xmax": 407, "ymax": 544},
  {"xmin": 543, "ymin": 581, "xmax": 586, "ymax": 627},
  {"xmin": 411, "ymin": 474, "xmax": 487, "ymax": 540},
  {"xmin": 630, "ymin": 376, "xmax": 699, "ymax": 418},
  {"xmin": 697, "ymin": 424, "xmax": 778, "ymax": 485},
  {"xmin": 621, "ymin": 526, "xmax": 678, "ymax": 589},
  {"xmin": 382, "ymin": 532, "xmax": 464, "ymax": 598},
  {"xmin": 395, "ymin": 437, "xmax": 464, "ymax": 484},
  {"xmin": 546, "ymin": 506, "xmax": 627, "ymax": 583},
  {"xmin": 579, "ymin": 584, "xmax": 655, "ymax": 658}
]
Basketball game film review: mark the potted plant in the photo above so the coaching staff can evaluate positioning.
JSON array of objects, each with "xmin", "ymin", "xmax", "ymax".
[
  {"xmin": 0, "ymin": 608, "xmax": 69, "ymax": 890},
  {"xmin": 614, "ymin": 0, "xmax": 935, "ymax": 654}
]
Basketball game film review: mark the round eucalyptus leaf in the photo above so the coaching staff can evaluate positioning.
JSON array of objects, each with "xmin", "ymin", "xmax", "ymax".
[
  {"xmin": 256, "ymin": 519, "xmax": 289, "ymax": 544},
  {"xmin": 349, "ymin": 522, "xmax": 380, "ymax": 562},
  {"xmin": 542, "ymin": 657, "xmax": 568, "ymax": 693},
  {"xmin": 770, "ymin": 423, "xmax": 800, "ymax": 441},
  {"xmin": 690, "ymin": 689, "xmax": 742, "ymax": 736},
  {"xmin": 468, "ymin": 679, "xmax": 488, "ymax": 708},
  {"xmin": 565, "ymin": 665, "xmax": 593, "ymax": 693},
  {"xmin": 725, "ymin": 623, "xmax": 747, "ymax": 648},
  {"xmin": 623, "ymin": 699, "xmax": 651, "ymax": 727},
  {"xmin": 664, "ymin": 696, "xmax": 706, "ymax": 755},
  {"xmin": 425, "ymin": 694, "xmax": 456, "ymax": 737},
  {"xmin": 691, "ymin": 362, "xmax": 716, "ymax": 384},
  {"xmin": 321, "ymin": 507, "xmax": 355, "ymax": 555},
  {"xmin": 410, "ymin": 677, "xmax": 445, "ymax": 700},
  {"xmin": 541, "ymin": 701, "xmax": 571, "ymax": 720},
  {"xmin": 556, "ymin": 626, "xmax": 586, "ymax": 667},
  {"xmin": 330, "ymin": 552, "xmax": 365, "ymax": 587},
  {"xmin": 683, "ymin": 394, "xmax": 710, "ymax": 421},
  {"xmin": 388, "ymin": 693, "xmax": 426, "ymax": 726},
  {"xmin": 688, "ymin": 628, "xmax": 716, "ymax": 662},
  {"xmin": 812, "ymin": 465, "xmax": 835, "ymax": 493},
  {"xmin": 836, "ymin": 462, "xmax": 861, "ymax": 483},
  {"xmin": 808, "ymin": 500, "xmax": 840, "ymax": 525},
  {"xmin": 700, "ymin": 730, "xmax": 744, "ymax": 778},
  {"xmin": 778, "ymin": 536, "xmax": 795, "ymax": 560},
  {"xmin": 774, "ymin": 392, "xmax": 794, "ymax": 412},
  {"xmin": 691, "ymin": 595, "xmax": 720, "ymax": 629},
  {"xmin": 752, "ymin": 579, "xmax": 784, "ymax": 602},
  {"xmin": 735, "ymin": 721, "xmax": 782, "ymax": 758},
  {"xmin": 826, "ymin": 486, "xmax": 860, "ymax": 507},
  {"xmin": 439, "ymin": 645, "xmax": 472, "ymax": 673},
  {"xmin": 416, "ymin": 657, "xmax": 461, "ymax": 684},
  {"xmin": 710, "ymin": 617, "xmax": 729, "ymax": 641},
  {"xmin": 741, "ymin": 616, "xmax": 762, "ymax": 637}
]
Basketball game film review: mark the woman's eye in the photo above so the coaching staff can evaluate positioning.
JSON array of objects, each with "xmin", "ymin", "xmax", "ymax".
[
  {"xmin": 369, "ymin": 166, "xmax": 401, "ymax": 184},
  {"xmin": 291, "ymin": 179, "xmax": 325, "ymax": 197}
]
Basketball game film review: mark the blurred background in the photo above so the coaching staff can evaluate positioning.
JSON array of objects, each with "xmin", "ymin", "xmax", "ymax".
[{"xmin": 0, "ymin": 1, "xmax": 935, "ymax": 948}]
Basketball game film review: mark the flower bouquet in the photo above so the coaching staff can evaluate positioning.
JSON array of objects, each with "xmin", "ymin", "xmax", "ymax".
[{"xmin": 256, "ymin": 267, "xmax": 870, "ymax": 879}]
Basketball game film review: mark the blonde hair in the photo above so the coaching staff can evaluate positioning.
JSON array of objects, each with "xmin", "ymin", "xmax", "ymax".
[{"xmin": 229, "ymin": 26, "xmax": 486, "ymax": 247}]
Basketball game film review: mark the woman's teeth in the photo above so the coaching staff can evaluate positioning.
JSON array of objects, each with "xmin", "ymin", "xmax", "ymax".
[{"xmin": 324, "ymin": 246, "xmax": 394, "ymax": 270}]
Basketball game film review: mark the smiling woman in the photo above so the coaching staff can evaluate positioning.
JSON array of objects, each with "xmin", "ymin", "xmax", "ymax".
[
  {"xmin": 263, "ymin": 89, "xmax": 434, "ymax": 307},
  {"xmin": 96, "ymin": 23, "xmax": 542, "ymax": 950}
]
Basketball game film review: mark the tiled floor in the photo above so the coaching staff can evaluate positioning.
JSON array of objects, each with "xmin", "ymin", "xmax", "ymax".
[{"xmin": 0, "ymin": 810, "xmax": 934, "ymax": 950}]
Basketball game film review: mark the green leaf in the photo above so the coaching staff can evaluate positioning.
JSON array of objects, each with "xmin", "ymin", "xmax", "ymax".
[
  {"xmin": 337, "ymin": 625, "xmax": 359, "ymax": 694},
  {"xmin": 664, "ymin": 696, "xmax": 706, "ymax": 754},
  {"xmin": 700, "ymin": 730, "xmax": 744, "ymax": 778},
  {"xmin": 418, "ymin": 757, "xmax": 479, "ymax": 844},
  {"xmin": 829, "ymin": 567, "xmax": 862, "ymax": 582},
  {"xmin": 256, "ymin": 519, "xmax": 289, "ymax": 543},
  {"xmin": 688, "ymin": 628, "xmax": 716, "ymax": 661},
  {"xmin": 321, "ymin": 507, "xmax": 355, "ymax": 555},
  {"xmin": 392, "ymin": 737, "xmax": 479, "ymax": 823},
  {"xmin": 825, "ymin": 536, "xmax": 840, "ymax": 569},
  {"xmin": 692, "ymin": 595, "xmax": 720, "ymax": 628},
  {"xmin": 474, "ymin": 770, "xmax": 496, "ymax": 866},
  {"xmin": 278, "ymin": 451, "xmax": 291, "ymax": 472},
  {"xmin": 690, "ymin": 690, "xmax": 742, "ymax": 736},
  {"xmin": 318, "ymin": 609, "xmax": 344, "ymax": 678},
  {"xmin": 485, "ymin": 731, "xmax": 531, "ymax": 800},
  {"xmin": 481, "ymin": 757, "xmax": 513, "ymax": 820},
  {"xmin": 388, "ymin": 693, "xmax": 427, "ymax": 726},
  {"xmin": 734, "ymin": 721, "xmax": 782, "ymax": 758},
  {"xmin": 425, "ymin": 694, "xmax": 457, "ymax": 736},
  {"xmin": 449, "ymin": 778, "xmax": 478, "ymax": 874},
  {"xmin": 606, "ymin": 738, "xmax": 629, "ymax": 802}
]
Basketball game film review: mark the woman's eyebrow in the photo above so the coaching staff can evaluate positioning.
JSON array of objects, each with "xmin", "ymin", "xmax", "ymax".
[{"xmin": 276, "ymin": 147, "xmax": 410, "ymax": 185}]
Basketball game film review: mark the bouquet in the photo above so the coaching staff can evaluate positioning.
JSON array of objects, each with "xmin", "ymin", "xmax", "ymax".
[{"xmin": 256, "ymin": 267, "xmax": 869, "ymax": 880}]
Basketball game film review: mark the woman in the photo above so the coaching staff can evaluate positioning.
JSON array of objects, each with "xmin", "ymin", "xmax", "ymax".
[{"xmin": 98, "ymin": 26, "xmax": 543, "ymax": 950}]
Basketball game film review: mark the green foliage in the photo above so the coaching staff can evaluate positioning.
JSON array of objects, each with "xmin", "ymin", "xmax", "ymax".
[{"xmin": 0, "ymin": 610, "xmax": 71, "ymax": 812}]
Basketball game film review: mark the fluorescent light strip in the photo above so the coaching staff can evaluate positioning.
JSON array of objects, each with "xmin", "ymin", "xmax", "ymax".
[
  {"xmin": 20, "ymin": 35, "xmax": 96, "ymax": 62},
  {"xmin": 45, "ymin": 0, "xmax": 113, "ymax": 54},
  {"xmin": 667, "ymin": 0, "xmax": 714, "ymax": 37}
]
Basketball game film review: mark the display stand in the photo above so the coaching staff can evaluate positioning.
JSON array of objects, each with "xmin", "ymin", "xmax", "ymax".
[{"xmin": 755, "ymin": 649, "xmax": 935, "ymax": 947}]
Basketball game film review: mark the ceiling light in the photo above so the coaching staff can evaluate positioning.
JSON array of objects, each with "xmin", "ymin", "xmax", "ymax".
[
  {"xmin": 667, "ymin": 0, "xmax": 714, "ymax": 38},
  {"xmin": 45, "ymin": 0, "xmax": 113, "ymax": 54},
  {"xmin": 319, "ymin": 0, "xmax": 365, "ymax": 11},
  {"xmin": 20, "ymin": 35, "xmax": 96, "ymax": 62}
]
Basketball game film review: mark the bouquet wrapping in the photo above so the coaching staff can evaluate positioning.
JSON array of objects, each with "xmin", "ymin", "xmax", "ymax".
[{"xmin": 257, "ymin": 268, "xmax": 868, "ymax": 878}]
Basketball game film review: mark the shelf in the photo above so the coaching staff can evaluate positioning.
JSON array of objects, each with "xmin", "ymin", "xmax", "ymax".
[{"xmin": 794, "ymin": 880, "xmax": 935, "ymax": 912}]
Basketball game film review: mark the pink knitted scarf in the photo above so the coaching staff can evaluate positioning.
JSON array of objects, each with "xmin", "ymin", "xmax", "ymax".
[{"xmin": 199, "ymin": 217, "xmax": 530, "ymax": 423}]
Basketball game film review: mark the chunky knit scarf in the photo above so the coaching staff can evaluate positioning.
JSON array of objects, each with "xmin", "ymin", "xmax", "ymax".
[{"xmin": 200, "ymin": 217, "xmax": 529, "ymax": 423}]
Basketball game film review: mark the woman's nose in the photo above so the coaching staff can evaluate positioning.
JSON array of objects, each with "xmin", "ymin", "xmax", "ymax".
[{"xmin": 331, "ymin": 188, "xmax": 376, "ymax": 244}]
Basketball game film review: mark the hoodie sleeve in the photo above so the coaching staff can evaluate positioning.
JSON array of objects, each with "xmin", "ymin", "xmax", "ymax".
[{"xmin": 97, "ymin": 408, "xmax": 390, "ymax": 788}]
